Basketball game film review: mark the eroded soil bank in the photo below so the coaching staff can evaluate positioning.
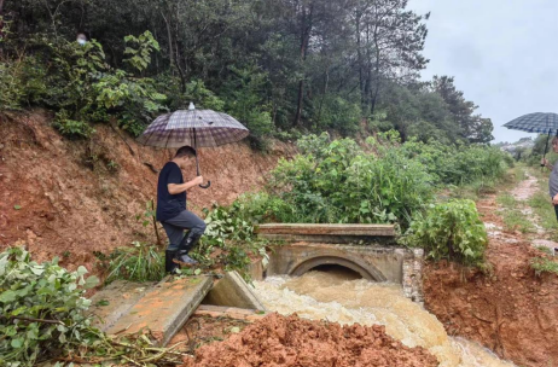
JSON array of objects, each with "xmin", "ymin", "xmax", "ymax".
[
  {"xmin": 424, "ymin": 193, "xmax": 558, "ymax": 367},
  {"xmin": 0, "ymin": 110, "xmax": 287, "ymax": 270},
  {"xmin": 182, "ymin": 313, "xmax": 439, "ymax": 367}
]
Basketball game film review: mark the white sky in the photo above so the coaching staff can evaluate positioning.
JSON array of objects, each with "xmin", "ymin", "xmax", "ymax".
[{"xmin": 408, "ymin": 0, "xmax": 558, "ymax": 143}]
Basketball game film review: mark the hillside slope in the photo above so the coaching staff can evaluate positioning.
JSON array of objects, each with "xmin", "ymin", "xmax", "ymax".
[{"xmin": 0, "ymin": 110, "xmax": 287, "ymax": 270}]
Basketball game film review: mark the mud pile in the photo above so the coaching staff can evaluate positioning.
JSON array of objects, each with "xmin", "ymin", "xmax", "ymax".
[{"xmin": 182, "ymin": 313, "xmax": 438, "ymax": 367}]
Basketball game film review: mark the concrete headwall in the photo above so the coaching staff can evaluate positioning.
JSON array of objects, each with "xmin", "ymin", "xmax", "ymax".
[{"xmin": 268, "ymin": 243, "xmax": 424, "ymax": 304}]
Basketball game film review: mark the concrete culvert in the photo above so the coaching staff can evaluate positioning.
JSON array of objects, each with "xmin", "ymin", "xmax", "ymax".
[
  {"xmin": 308, "ymin": 264, "xmax": 362, "ymax": 281},
  {"xmin": 290, "ymin": 256, "xmax": 383, "ymax": 281}
]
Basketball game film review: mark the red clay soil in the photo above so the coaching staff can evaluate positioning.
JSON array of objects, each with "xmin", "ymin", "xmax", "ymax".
[
  {"xmin": 0, "ymin": 110, "xmax": 289, "ymax": 271},
  {"xmin": 424, "ymin": 196, "xmax": 558, "ymax": 367},
  {"xmin": 182, "ymin": 313, "xmax": 439, "ymax": 367}
]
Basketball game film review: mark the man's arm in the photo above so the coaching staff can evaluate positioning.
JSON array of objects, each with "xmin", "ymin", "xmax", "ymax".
[
  {"xmin": 168, "ymin": 176, "xmax": 203, "ymax": 195},
  {"xmin": 542, "ymin": 158, "xmax": 553, "ymax": 171}
]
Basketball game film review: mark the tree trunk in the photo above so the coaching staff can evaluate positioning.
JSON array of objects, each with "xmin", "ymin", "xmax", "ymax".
[
  {"xmin": 293, "ymin": 1, "xmax": 314, "ymax": 128},
  {"xmin": 0, "ymin": 0, "xmax": 6, "ymax": 13},
  {"xmin": 355, "ymin": 10, "xmax": 366, "ymax": 109},
  {"xmin": 370, "ymin": 23, "xmax": 381, "ymax": 116}
]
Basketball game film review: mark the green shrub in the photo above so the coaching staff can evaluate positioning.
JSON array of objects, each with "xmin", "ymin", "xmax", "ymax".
[
  {"xmin": 0, "ymin": 61, "xmax": 25, "ymax": 111},
  {"xmin": 0, "ymin": 247, "xmax": 98, "ymax": 366},
  {"xmin": 400, "ymin": 199, "xmax": 488, "ymax": 267},
  {"xmin": 401, "ymin": 139, "xmax": 509, "ymax": 186},
  {"xmin": 1, "ymin": 31, "xmax": 167, "ymax": 137},
  {"xmin": 53, "ymin": 109, "xmax": 95, "ymax": 138},
  {"xmin": 530, "ymin": 257, "xmax": 558, "ymax": 277},
  {"xmin": 267, "ymin": 132, "xmax": 433, "ymax": 227}
]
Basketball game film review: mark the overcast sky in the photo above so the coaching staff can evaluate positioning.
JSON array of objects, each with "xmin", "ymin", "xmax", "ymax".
[{"xmin": 408, "ymin": 0, "xmax": 558, "ymax": 143}]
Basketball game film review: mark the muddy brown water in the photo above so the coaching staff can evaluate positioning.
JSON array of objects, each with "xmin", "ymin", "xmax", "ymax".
[{"xmin": 254, "ymin": 269, "xmax": 516, "ymax": 367}]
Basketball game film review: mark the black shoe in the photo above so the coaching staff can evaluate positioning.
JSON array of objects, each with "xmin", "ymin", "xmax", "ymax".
[
  {"xmin": 165, "ymin": 249, "xmax": 180, "ymax": 274},
  {"xmin": 174, "ymin": 252, "xmax": 199, "ymax": 266}
]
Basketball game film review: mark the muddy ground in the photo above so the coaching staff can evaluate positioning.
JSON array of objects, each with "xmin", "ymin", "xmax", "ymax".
[
  {"xmin": 181, "ymin": 313, "xmax": 439, "ymax": 367},
  {"xmin": 424, "ymin": 177, "xmax": 558, "ymax": 367}
]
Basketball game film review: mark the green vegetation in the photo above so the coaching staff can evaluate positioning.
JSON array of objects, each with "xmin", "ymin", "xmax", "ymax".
[
  {"xmin": 251, "ymin": 132, "xmax": 510, "ymax": 229},
  {"xmin": 400, "ymin": 200, "xmax": 488, "ymax": 268},
  {"xmin": 0, "ymin": 249, "xmax": 186, "ymax": 366},
  {"xmin": 530, "ymin": 257, "xmax": 558, "ymax": 277},
  {"xmin": 528, "ymin": 175, "xmax": 558, "ymax": 240},
  {"xmin": 495, "ymin": 192, "xmax": 536, "ymax": 234},
  {"xmin": 97, "ymin": 200, "xmax": 269, "ymax": 284},
  {"xmin": 265, "ymin": 132, "xmax": 433, "ymax": 227},
  {"xmin": 0, "ymin": 248, "xmax": 98, "ymax": 365},
  {"xmin": 96, "ymin": 241, "xmax": 165, "ymax": 284},
  {"xmin": 1, "ymin": 0, "xmax": 495, "ymax": 146}
]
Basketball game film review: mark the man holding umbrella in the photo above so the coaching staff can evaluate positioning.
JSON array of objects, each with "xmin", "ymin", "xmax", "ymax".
[
  {"xmin": 541, "ymin": 138, "xmax": 558, "ymax": 219},
  {"xmin": 504, "ymin": 112, "xmax": 558, "ymax": 222},
  {"xmin": 138, "ymin": 102, "xmax": 250, "ymax": 273},
  {"xmin": 157, "ymin": 146, "xmax": 205, "ymax": 272}
]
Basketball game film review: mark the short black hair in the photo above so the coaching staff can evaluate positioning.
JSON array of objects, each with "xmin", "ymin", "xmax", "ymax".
[{"xmin": 175, "ymin": 146, "xmax": 197, "ymax": 158}]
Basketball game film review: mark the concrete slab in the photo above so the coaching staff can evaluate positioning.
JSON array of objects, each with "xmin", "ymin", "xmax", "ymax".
[
  {"xmin": 203, "ymin": 271, "xmax": 266, "ymax": 312},
  {"xmin": 195, "ymin": 304, "xmax": 267, "ymax": 322},
  {"xmin": 88, "ymin": 280, "xmax": 156, "ymax": 331},
  {"xmin": 106, "ymin": 275, "xmax": 213, "ymax": 346},
  {"xmin": 256, "ymin": 223, "xmax": 396, "ymax": 244}
]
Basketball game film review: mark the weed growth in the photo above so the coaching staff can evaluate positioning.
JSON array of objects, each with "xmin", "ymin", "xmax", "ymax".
[
  {"xmin": 530, "ymin": 257, "xmax": 558, "ymax": 277},
  {"xmin": 0, "ymin": 247, "xmax": 189, "ymax": 366},
  {"xmin": 97, "ymin": 242, "xmax": 165, "ymax": 284},
  {"xmin": 400, "ymin": 200, "xmax": 488, "ymax": 268}
]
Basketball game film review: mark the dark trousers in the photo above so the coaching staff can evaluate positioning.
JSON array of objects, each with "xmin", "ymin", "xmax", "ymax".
[
  {"xmin": 554, "ymin": 205, "xmax": 558, "ymax": 222},
  {"xmin": 161, "ymin": 210, "xmax": 206, "ymax": 251}
]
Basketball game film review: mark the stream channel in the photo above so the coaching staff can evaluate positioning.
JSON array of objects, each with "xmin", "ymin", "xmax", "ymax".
[{"xmin": 253, "ymin": 267, "xmax": 515, "ymax": 367}]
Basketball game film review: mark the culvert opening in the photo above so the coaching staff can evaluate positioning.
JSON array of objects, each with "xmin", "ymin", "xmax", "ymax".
[{"xmin": 309, "ymin": 264, "xmax": 362, "ymax": 280}]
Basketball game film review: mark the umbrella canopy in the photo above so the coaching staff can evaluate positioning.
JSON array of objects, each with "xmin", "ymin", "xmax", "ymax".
[
  {"xmin": 503, "ymin": 112, "xmax": 558, "ymax": 135},
  {"xmin": 504, "ymin": 112, "xmax": 558, "ymax": 165},
  {"xmin": 137, "ymin": 103, "xmax": 250, "ymax": 188},
  {"xmin": 137, "ymin": 104, "xmax": 250, "ymax": 148}
]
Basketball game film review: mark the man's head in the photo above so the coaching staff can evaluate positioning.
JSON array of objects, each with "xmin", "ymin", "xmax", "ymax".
[
  {"xmin": 552, "ymin": 136, "xmax": 558, "ymax": 153},
  {"xmin": 173, "ymin": 146, "xmax": 197, "ymax": 169}
]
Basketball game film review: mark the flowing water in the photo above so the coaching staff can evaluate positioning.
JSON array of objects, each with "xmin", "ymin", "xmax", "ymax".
[{"xmin": 254, "ymin": 268, "xmax": 515, "ymax": 367}]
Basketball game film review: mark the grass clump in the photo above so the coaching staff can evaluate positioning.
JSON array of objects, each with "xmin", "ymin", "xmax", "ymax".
[
  {"xmin": 501, "ymin": 210, "xmax": 536, "ymax": 234},
  {"xmin": 496, "ymin": 192, "xmax": 535, "ymax": 233},
  {"xmin": 530, "ymin": 257, "xmax": 558, "ymax": 277},
  {"xmin": 496, "ymin": 193, "xmax": 518, "ymax": 209},
  {"xmin": 96, "ymin": 241, "xmax": 165, "ymax": 284},
  {"xmin": 400, "ymin": 199, "xmax": 488, "ymax": 268},
  {"xmin": 528, "ymin": 191, "xmax": 558, "ymax": 239}
]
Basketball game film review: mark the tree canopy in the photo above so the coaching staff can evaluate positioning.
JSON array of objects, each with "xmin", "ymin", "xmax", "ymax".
[{"xmin": 0, "ymin": 0, "xmax": 494, "ymax": 146}]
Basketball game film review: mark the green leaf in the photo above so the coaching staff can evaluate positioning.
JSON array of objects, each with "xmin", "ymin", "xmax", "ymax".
[
  {"xmin": 14, "ymin": 205, "xmax": 21, "ymax": 210},
  {"xmin": 0, "ymin": 290, "xmax": 17, "ymax": 303},
  {"xmin": 11, "ymin": 338, "xmax": 23, "ymax": 348},
  {"xmin": 84, "ymin": 276, "xmax": 100, "ymax": 289}
]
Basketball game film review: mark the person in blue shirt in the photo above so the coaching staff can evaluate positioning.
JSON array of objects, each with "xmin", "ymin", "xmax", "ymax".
[{"xmin": 157, "ymin": 146, "xmax": 206, "ymax": 273}]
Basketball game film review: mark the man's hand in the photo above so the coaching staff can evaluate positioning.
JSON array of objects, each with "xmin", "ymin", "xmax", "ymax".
[
  {"xmin": 552, "ymin": 193, "xmax": 558, "ymax": 205},
  {"xmin": 168, "ymin": 176, "xmax": 204, "ymax": 194},
  {"xmin": 542, "ymin": 157, "xmax": 548, "ymax": 166}
]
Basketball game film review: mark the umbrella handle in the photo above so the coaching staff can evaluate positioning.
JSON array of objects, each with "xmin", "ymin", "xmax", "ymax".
[
  {"xmin": 199, "ymin": 181, "xmax": 211, "ymax": 189},
  {"xmin": 542, "ymin": 133, "xmax": 551, "ymax": 167}
]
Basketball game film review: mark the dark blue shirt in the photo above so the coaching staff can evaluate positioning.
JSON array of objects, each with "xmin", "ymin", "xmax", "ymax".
[{"xmin": 156, "ymin": 162, "xmax": 186, "ymax": 222}]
